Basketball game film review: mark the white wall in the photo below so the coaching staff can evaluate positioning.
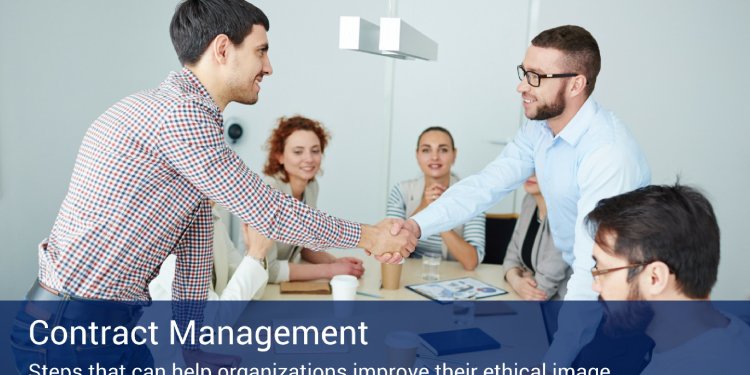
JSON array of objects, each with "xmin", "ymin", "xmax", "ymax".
[
  {"xmin": 388, "ymin": 0, "xmax": 530, "ymax": 214},
  {"xmin": 225, "ymin": 0, "xmax": 389, "ymax": 227},
  {"xmin": 0, "ymin": 1, "xmax": 180, "ymax": 298},
  {"xmin": 1, "ymin": 0, "xmax": 748, "ymax": 298}
]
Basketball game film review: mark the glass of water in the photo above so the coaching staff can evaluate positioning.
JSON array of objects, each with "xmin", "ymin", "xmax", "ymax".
[
  {"xmin": 421, "ymin": 253, "xmax": 441, "ymax": 281},
  {"xmin": 452, "ymin": 289, "xmax": 477, "ymax": 326}
]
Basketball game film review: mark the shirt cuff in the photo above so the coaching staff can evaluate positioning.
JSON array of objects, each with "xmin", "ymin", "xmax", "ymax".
[
  {"xmin": 336, "ymin": 220, "xmax": 362, "ymax": 249},
  {"xmin": 271, "ymin": 260, "xmax": 290, "ymax": 283},
  {"xmin": 412, "ymin": 211, "xmax": 439, "ymax": 239}
]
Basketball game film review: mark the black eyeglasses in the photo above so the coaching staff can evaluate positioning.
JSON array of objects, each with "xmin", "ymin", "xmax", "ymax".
[
  {"xmin": 591, "ymin": 262, "xmax": 652, "ymax": 280},
  {"xmin": 517, "ymin": 65, "xmax": 579, "ymax": 87}
]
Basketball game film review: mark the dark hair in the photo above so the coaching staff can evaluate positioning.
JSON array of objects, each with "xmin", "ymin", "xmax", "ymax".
[
  {"xmin": 263, "ymin": 115, "xmax": 330, "ymax": 183},
  {"xmin": 170, "ymin": 0, "xmax": 270, "ymax": 65},
  {"xmin": 531, "ymin": 25, "xmax": 600, "ymax": 96},
  {"xmin": 416, "ymin": 126, "xmax": 455, "ymax": 150},
  {"xmin": 585, "ymin": 184, "xmax": 720, "ymax": 299}
]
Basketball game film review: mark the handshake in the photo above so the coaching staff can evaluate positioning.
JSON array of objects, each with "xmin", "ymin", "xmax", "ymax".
[{"xmin": 359, "ymin": 218, "xmax": 422, "ymax": 264}]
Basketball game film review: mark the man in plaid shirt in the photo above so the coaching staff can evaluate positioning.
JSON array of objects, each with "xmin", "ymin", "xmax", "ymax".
[{"xmin": 14, "ymin": 0, "xmax": 417, "ymax": 372}]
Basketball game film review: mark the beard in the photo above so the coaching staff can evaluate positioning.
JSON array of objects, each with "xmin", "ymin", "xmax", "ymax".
[
  {"xmin": 529, "ymin": 86, "xmax": 566, "ymax": 121},
  {"xmin": 599, "ymin": 284, "xmax": 655, "ymax": 338},
  {"xmin": 226, "ymin": 74, "xmax": 261, "ymax": 106}
]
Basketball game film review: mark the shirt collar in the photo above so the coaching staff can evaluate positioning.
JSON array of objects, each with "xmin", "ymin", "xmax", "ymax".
[
  {"xmin": 556, "ymin": 97, "xmax": 598, "ymax": 146},
  {"xmin": 169, "ymin": 67, "xmax": 222, "ymax": 119}
]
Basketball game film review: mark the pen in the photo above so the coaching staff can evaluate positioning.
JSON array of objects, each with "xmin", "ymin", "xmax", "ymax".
[{"xmin": 356, "ymin": 291, "xmax": 383, "ymax": 299}]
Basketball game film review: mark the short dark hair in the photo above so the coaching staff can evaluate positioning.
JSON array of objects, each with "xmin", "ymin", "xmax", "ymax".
[
  {"xmin": 531, "ymin": 25, "xmax": 601, "ymax": 96},
  {"xmin": 585, "ymin": 184, "xmax": 720, "ymax": 299},
  {"xmin": 170, "ymin": 0, "xmax": 270, "ymax": 65},
  {"xmin": 416, "ymin": 126, "xmax": 455, "ymax": 150}
]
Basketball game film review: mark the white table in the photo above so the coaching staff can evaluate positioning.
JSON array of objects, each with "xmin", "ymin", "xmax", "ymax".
[{"xmin": 260, "ymin": 249, "xmax": 519, "ymax": 300}]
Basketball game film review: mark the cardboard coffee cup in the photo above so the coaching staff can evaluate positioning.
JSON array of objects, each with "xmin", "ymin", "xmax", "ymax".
[{"xmin": 381, "ymin": 263, "xmax": 403, "ymax": 290}]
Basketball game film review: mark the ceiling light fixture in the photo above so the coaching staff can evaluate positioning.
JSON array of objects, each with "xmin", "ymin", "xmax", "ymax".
[{"xmin": 339, "ymin": 16, "xmax": 437, "ymax": 61}]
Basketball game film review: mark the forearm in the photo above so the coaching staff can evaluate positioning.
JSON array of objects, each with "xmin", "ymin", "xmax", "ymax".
[
  {"xmin": 289, "ymin": 263, "xmax": 332, "ymax": 281},
  {"xmin": 413, "ymin": 169, "xmax": 526, "ymax": 238},
  {"xmin": 440, "ymin": 230, "xmax": 478, "ymax": 270},
  {"xmin": 301, "ymin": 248, "xmax": 337, "ymax": 264}
]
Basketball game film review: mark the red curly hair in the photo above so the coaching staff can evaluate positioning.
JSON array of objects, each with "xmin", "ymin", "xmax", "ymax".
[{"xmin": 263, "ymin": 115, "xmax": 331, "ymax": 183}]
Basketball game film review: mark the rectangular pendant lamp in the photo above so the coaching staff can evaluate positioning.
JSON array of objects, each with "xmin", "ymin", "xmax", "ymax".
[{"xmin": 339, "ymin": 16, "xmax": 437, "ymax": 61}]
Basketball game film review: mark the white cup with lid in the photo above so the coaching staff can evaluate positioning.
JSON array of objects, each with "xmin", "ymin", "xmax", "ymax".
[{"xmin": 330, "ymin": 275, "xmax": 358, "ymax": 300}]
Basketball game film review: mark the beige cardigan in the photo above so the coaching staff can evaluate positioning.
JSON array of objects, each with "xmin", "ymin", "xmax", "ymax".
[
  {"xmin": 262, "ymin": 175, "xmax": 319, "ymax": 283},
  {"xmin": 503, "ymin": 194, "xmax": 571, "ymax": 299}
]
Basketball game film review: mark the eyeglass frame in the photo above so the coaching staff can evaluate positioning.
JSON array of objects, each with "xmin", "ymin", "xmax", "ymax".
[
  {"xmin": 517, "ymin": 64, "xmax": 579, "ymax": 87},
  {"xmin": 591, "ymin": 262, "xmax": 653, "ymax": 280}
]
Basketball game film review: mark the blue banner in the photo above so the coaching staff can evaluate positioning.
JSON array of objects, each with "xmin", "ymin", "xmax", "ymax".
[{"xmin": 2, "ymin": 301, "xmax": 749, "ymax": 375}]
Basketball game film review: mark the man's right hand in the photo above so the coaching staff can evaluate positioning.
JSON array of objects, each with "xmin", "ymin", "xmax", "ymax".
[
  {"xmin": 359, "ymin": 218, "xmax": 417, "ymax": 263},
  {"xmin": 370, "ymin": 219, "xmax": 423, "ymax": 263}
]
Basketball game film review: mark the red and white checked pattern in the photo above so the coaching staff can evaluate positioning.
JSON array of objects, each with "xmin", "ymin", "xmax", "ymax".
[{"xmin": 39, "ymin": 68, "xmax": 361, "ymax": 302}]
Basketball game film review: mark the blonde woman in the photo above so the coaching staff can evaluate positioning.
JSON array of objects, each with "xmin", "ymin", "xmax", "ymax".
[{"xmin": 386, "ymin": 126, "xmax": 485, "ymax": 270}]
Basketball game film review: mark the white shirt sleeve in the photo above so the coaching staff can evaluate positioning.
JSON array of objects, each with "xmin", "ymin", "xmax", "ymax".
[
  {"xmin": 269, "ymin": 259, "xmax": 290, "ymax": 284},
  {"xmin": 148, "ymin": 255, "xmax": 177, "ymax": 301},
  {"xmin": 215, "ymin": 256, "xmax": 268, "ymax": 300}
]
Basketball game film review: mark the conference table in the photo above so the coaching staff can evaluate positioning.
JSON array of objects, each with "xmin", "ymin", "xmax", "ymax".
[
  {"xmin": 252, "ymin": 249, "xmax": 549, "ymax": 366},
  {"xmin": 260, "ymin": 248, "xmax": 520, "ymax": 300}
]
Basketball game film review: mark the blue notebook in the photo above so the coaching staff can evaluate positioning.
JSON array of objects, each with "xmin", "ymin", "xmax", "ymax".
[{"xmin": 419, "ymin": 328, "xmax": 501, "ymax": 356}]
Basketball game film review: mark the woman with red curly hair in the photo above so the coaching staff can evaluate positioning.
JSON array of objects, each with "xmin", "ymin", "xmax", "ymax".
[{"xmin": 262, "ymin": 115, "xmax": 364, "ymax": 283}]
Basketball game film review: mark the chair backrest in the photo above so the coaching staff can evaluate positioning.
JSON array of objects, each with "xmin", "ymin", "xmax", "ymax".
[{"xmin": 482, "ymin": 213, "xmax": 518, "ymax": 264}]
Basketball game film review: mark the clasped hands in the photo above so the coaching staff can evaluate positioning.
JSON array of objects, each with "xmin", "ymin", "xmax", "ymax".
[{"xmin": 361, "ymin": 218, "xmax": 421, "ymax": 264}]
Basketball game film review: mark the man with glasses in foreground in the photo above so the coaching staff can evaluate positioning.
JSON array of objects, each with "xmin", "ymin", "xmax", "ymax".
[
  {"xmin": 390, "ymin": 25, "xmax": 650, "ymax": 363},
  {"xmin": 575, "ymin": 184, "xmax": 750, "ymax": 374}
]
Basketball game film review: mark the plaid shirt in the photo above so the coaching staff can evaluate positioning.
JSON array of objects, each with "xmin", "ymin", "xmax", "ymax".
[{"xmin": 39, "ymin": 68, "xmax": 361, "ymax": 303}]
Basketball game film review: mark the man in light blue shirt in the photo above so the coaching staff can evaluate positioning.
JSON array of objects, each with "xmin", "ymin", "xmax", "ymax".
[{"xmin": 389, "ymin": 25, "xmax": 650, "ymax": 363}]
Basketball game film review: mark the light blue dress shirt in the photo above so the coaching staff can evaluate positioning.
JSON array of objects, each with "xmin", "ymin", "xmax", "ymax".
[{"xmin": 412, "ymin": 97, "xmax": 650, "ymax": 300}]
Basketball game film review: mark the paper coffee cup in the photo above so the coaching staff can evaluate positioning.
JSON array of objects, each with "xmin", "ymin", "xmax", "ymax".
[
  {"xmin": 381, "ymin": 263, "xmax": 403, "ymax": 290},
  {"xmin": 330, "ymin": 275, "xmax": 358, "ymax": 300}
]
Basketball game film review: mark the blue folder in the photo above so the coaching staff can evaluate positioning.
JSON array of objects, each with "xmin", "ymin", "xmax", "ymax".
[{"xmin": 418, "ymin": 328, "xmax": 501, "ymax": 356}]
